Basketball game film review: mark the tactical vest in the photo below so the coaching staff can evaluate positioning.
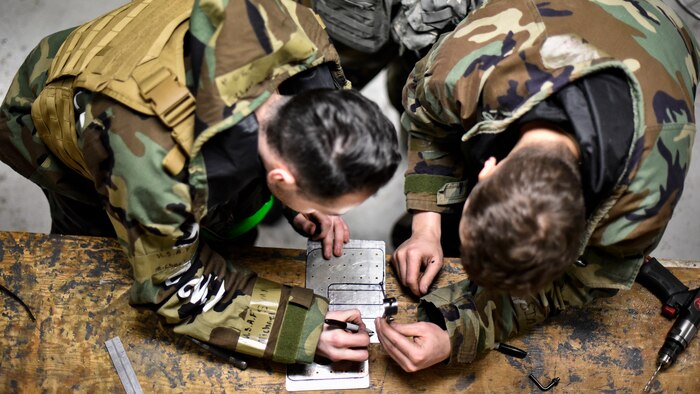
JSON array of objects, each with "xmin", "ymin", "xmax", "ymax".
[
  {"xmin": 313, "ymin": 0, "xmax": 392, "ymax": 53},
  {"xmin": 31, "ymin": 0, "xmax": 195, "ymax": 178}
]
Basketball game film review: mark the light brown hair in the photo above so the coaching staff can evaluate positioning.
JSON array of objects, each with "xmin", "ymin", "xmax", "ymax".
[{"xmin": 460, "ymin": 143, "xmax": 585, "ymax": 294}]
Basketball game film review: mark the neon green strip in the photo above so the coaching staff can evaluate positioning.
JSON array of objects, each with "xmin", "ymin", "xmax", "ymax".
[
  {"xmin": 202, "ymin": 195, "xmax": 275, "ymax": 241},
  {"xmin": 224, "ymin": 195, "xmax": 275, "ymax": 238}
]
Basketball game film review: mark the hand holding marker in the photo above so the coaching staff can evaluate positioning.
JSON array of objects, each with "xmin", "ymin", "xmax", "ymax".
[{"xmin": 324, "ymin": 319, "xmax": 374, "ymax": 336}]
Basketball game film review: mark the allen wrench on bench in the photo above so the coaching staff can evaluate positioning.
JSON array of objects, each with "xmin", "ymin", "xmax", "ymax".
[{"xmin": 529, "ymin": 373, "xmax": 560, "ymax": 391}]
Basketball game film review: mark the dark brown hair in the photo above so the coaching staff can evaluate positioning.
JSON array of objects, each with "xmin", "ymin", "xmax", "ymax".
[
  {"xmin": 460, "ymin": 143, "xmax": 585, "ymax": 294},
  {"xmin": 266, "ymin": 89, "xmax": 401, "ymax": 200}
]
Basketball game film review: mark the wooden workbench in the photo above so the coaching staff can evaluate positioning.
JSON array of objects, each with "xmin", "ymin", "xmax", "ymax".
[{"xmin": 1, "ymin": 231, "xmax": 698, "ymax": 393}]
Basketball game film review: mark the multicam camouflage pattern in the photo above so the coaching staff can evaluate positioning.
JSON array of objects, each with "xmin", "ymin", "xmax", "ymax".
[
  {"xmin": 405, "ymin": 0, "xmax": 699, "ymax": 363},
  {"xmin": 0, "ymin": 0, "xmax": 346, "ymax": 364}
]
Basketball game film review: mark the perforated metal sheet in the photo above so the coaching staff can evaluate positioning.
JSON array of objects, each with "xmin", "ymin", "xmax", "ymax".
[
  {"xmin": 306, "ymin": 240, "xmax": 386, "ymax": 324},
  {"xmin": 286, "ymin": 240, "xmax": 385, "ymax": 391}
]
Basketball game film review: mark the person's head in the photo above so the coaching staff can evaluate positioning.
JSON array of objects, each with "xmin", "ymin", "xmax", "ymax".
[
  {"xmin": 258, "ymin": 88, "xmax": 401, "ymax": 215},
  {"xmin": 459, "ymin": 142, "xmax": 586, "ymax": 294}
]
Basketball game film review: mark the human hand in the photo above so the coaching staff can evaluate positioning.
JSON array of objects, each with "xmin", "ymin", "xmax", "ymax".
[
  {"xmin": 392, "ymin": 212, "xmax": 443, "ymax": 296},
  {"xmin": 292, "ymin": 212, "xmax": 349, "ymax": 259},
  {"xmin": 316, "ymin": 309, "xmax": 370, "ymax": 362},
  {"xmin": 374, "ymin": 318, "xmax": 450, "ymax": 372}
]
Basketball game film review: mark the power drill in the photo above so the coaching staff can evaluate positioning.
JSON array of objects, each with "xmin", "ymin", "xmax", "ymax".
[{"xmin": 636, "ymin": 256, "xmax": 700, "ymax": 392}]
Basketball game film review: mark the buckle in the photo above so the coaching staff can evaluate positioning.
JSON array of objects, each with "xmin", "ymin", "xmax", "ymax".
[{"xmin": 140, "ymin": 68, "xmax": 194, "ymax": 128}]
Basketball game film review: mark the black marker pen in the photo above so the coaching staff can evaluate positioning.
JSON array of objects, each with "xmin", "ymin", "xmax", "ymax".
[{"xmin": 324, "ymin": 319, "xmax": 374, "ymax": 336}]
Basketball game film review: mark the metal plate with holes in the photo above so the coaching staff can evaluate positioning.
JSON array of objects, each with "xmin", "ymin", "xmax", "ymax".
[
  {"xmin": 306, "ymin": 239, "xmax": 386, "ymax": 336},
  {"xmin": 286, "ymin": 240, "xmax": 385, "ymax": 391}
]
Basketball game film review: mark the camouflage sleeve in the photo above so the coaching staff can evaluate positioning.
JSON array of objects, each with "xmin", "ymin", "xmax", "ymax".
[
  {"xmin": 79, "ymin": 94, "xmax": 328, "ymax": 364},
  {"xmin": 400, "ymin": 52, "xmax": 467, "ymax": 214},
  {"xmin": 571, "ymin": 115, "xmax": 696, "ymax": 290},
  {"xmin": 418, "ymin": 273, "xmax": 614, "ymax": 364},
  {"xmin": 575, "ymin": 3, "xmax": 700, "ymax": 290},
  {"xmin": 156, "ymin": 244, "xmax": 329, "ymax": 364},
  {"xmin": 0, "ymin": 28, "xmax": 85, "ymax": 200}
]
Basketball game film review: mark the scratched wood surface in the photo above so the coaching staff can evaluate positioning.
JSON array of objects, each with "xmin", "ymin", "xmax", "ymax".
[{"xmin": 0, "ymin": 231, "xmax": 698, "ymax": 393}]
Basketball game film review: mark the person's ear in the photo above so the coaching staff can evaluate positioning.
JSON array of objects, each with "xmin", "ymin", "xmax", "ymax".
[
  {"xmin": 267, "ymin": 168, "xmax": 296, "ymax": 189},
  {"xmin": 478, "ymin": 156, "xmax": 499, "ymax": 182}
]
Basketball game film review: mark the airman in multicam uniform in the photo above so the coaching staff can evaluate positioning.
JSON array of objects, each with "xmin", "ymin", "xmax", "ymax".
[
  {"xmin": 0, "ymin": 0, "xmax": 401, "ymax": 364},
  {"xmin": 377, "ymin": 0, "xmax": 699, "ymax": 371}
]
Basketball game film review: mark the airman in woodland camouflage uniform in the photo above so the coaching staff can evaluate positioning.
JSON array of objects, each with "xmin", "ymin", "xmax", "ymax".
[
  {"xmin": 0, "ymin": 0, "xmax": 401, "ymax": 364},
  {"xmin": 376, "ymin": 0, "xmax": 699, "ymax": 371}
]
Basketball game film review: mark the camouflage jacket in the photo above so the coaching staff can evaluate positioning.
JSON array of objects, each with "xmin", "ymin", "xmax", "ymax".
[
  {"xmin": 0, "ymin": 0, "xmax": 347, "ymax": 364},
  {"xmin": 402, "ymin": 0, "xmax": 699, "ymax": 364}
]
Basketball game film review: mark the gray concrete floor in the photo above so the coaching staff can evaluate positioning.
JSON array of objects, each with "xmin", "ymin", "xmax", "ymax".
[{"xmin": 1, "ymin": 0, "xmax": 698, "ymax": 259}]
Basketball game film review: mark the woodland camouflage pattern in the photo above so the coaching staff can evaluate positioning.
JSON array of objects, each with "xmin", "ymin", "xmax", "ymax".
[
  {"xmin": 0, "ymin": 0, "xmax": 346, "ymax": 364},
  {"xmin": 403, "ymin": 0, "xmax": 699, "ymax": 364}
]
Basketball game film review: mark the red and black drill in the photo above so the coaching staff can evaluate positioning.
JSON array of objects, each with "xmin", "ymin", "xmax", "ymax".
[{"xmin": 636, "ymin": 256, "xmax": 700, "ymax": 392}]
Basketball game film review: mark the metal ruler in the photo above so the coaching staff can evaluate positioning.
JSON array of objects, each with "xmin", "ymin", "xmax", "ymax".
[{"xmin": 105, "ymin": 336, "xmax": 144, "ymax": 394}]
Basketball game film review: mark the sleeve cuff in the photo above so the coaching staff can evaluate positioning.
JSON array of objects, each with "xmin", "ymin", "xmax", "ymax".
[
  {"xmin": 418, "ymin": 281, "xmax": 480, "ymax": 365},
  {"xmin": 293, "ymin": 295, "xmax": 329, "ymax": 363},
  {"xmin": 272, "ymin": 289, "xmax": 329, "ymax": 364},
  {"xmin": 406, "ymin": 196, "xmax": 455, "ymax": 213}
]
